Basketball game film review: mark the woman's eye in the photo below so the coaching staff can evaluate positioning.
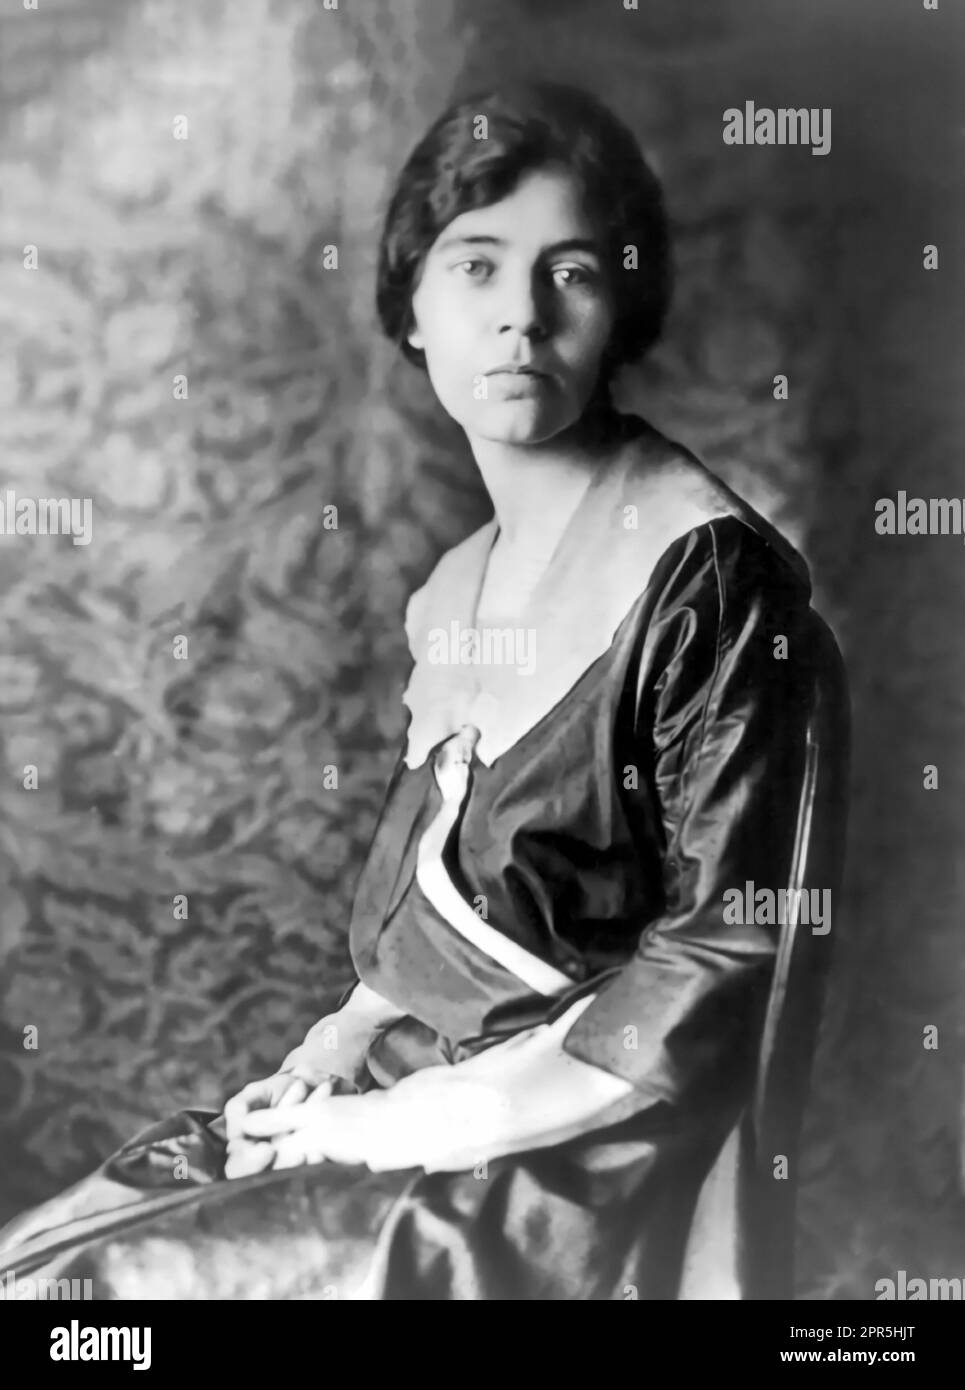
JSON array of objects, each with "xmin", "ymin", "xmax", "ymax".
[
  {"xmin": 552, "ymin": 264, "xmax": 595, "ymax": 287},
  {"xmin": 454, "ymin": 259, "xmax": 491, "ymax": 280}
]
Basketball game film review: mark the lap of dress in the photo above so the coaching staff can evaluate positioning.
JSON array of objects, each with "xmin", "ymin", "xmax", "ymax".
[{"xmin": 0, "ymin": 1098, "xmax": 729, "ymax": 1301}]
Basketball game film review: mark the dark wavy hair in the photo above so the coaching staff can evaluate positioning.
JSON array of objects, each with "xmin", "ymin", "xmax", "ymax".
[{"xmin": 375, "ymin": 80, "xmax": 673, "ymax": 396}]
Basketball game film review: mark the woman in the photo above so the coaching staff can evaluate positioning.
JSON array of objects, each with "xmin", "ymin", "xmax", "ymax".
[{"xmin": 0, "ymin": 81, "xmax": 841, "ymax": 1300}]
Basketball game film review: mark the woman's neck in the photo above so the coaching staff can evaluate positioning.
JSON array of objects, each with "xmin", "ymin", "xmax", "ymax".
[{"xmin": 466, "ymin": 399, "xmax": 628, "ymax": 549}]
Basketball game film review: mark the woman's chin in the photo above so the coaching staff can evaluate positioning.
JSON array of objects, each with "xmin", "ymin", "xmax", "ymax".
[{"xmin": 460, "ymin": 399, "xmax": 577, "ymax": 447}]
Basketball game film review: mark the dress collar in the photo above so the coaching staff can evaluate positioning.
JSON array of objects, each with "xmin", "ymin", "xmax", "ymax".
[{"xmin": 401, "ymin": 416, "xmax": 807, "ymax": 770}]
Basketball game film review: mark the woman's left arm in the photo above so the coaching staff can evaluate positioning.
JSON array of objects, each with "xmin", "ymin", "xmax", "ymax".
[{"xmin": 362, "ymin": 993, "xmax": 642, "ymax": 1171}]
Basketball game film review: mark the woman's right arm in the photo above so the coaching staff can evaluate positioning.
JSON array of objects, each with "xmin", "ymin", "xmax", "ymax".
[{"xmin": 278, "ymin": 979, "xmax": 408, "ymax": 1088}]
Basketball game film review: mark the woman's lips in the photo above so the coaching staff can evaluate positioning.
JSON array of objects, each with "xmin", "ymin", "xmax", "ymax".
[
  {"xmin": 485, "ymin": 365, "xmax": 548, "ymax": 377},
  {"xmin": 486, "ymin": 371, "xmax": 549, "ymax": 394}
]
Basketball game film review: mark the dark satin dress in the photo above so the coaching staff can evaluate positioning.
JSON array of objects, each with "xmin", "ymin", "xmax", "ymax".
[{"xmin": 0, "ymin": 416, "xmax": 818, "ymax": 1300}]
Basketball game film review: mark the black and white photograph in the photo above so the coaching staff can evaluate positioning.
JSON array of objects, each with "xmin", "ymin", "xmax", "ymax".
[{"xmin": 0, "ymin": 0, "xmax": 962, "ymax": 1347}]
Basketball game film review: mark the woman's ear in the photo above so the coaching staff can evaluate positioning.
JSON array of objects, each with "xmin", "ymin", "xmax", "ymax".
[{"xmin": 407, "ymin": 323, "xmax": 425, "ymax": 350}]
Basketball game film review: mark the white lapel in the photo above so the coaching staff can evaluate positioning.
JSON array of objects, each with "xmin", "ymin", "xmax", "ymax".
[{"xmin": 401, "ymin": 422, "xmax": 767, "ymax": 771}]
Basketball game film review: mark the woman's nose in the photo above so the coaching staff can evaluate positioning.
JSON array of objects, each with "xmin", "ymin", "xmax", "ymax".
[{"xmin": 496, "ymin": 271, "xmax": 552, "ymax": 340}]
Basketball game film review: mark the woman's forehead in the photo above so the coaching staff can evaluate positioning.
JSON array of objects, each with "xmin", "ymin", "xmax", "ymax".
[{"xmin": 430, "ymin": 168, "xmax": 604, "ymax": 254}]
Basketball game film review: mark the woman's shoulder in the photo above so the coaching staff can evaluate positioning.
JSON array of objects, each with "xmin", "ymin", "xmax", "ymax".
[{"xmin": 616, "ymin": 416, "xmax": 813, "ymax": 605}]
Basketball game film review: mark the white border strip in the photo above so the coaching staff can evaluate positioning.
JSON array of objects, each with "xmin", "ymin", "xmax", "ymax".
[{"xmin": 416, "ymin": 739, "xmax": 572, "ymax": 998}]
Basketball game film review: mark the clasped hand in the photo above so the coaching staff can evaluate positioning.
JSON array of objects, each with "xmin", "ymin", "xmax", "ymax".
[{"xmin": 222, "ymin": 1064, "xmax": 516, "ymax": 1179}]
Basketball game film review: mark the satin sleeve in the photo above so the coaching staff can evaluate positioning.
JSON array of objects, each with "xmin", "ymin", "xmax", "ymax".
[{"xmin": 559, "ymin": 516, "xmax": 814, "ymax": 1115}]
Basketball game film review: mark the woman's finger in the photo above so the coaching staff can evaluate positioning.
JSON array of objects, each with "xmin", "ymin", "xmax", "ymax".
[
  {"xmin": 269, "ymin": 1134, "xmax": 318, "ymax": 1170},
  {"xmin": 242, "ymin": 1100, "xmax": 324, "ymax": 1138},
  {"xmin": 223, "ymin": 1077, "xmax": 275, "ymax": 1137},
  {"xmin": 274, "ymin": 1076, "xmax": 311, "ymax": 1109},
  {"xmin": 223, "ymin": 1093, "xmax": 254, "ymax": 1140},
  {"xmin": 224, "ymin": 1139, "xmax": 276, "ymax": 1180}
]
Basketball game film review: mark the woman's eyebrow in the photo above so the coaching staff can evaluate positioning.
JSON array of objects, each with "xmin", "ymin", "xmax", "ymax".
[{"xmin": 434, "ymin": 232, "xmax": 603, "ymax": 258}]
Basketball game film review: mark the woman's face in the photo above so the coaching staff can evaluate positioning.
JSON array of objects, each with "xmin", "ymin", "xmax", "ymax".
[{"xmin": 407, "ymin": 165, "xmax": 615, "ymax": 447}]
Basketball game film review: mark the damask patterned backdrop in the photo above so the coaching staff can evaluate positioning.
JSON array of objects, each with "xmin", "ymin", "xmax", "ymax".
[{"xmin": 1, "ymin": 0, "xmax": 963, "ymax": 1298}]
